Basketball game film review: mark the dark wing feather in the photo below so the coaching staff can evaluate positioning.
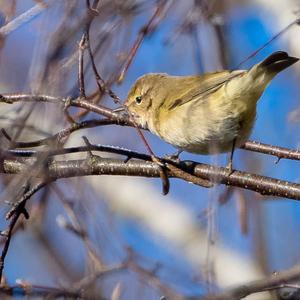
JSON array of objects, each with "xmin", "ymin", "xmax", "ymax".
[{"xmin": 167, "ymin": 70, "xmax": 245, "ymax": 111}]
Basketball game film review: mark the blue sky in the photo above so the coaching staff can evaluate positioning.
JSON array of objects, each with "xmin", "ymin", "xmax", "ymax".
[{"xmin": 2, "ymin": 1, "xmax": 300, "ymax": 296}]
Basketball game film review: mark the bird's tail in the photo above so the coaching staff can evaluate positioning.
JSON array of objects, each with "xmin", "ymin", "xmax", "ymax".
[
  {"xmin": 238, "ymin": 51, "xmax": 298, "ymax": 103},
  {"xmin": 259, "ymin": 51, "xmax": 299, "ymax": 73}
]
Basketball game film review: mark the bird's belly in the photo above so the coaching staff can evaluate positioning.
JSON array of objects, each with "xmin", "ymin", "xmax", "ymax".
[
  {"xmin": 179, "ymin": 123, "xmax": 250, "ymax": 154},
  {"xmin": 156, "ymin": 96, "xmax": 257, "ymax": 155}
]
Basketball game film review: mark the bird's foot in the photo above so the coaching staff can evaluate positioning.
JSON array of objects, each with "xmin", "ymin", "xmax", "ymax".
[
  {"xmin": 164, "ymin": 150, "xmax": 182, "ymax": 163},
  {"xmin": 225, "ymin": 160, "xmax": 234, "ymax": 176}
]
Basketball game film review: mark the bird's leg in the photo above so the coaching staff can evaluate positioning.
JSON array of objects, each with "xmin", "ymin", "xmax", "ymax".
[
  {"xmin": 226, "ymin": 138, "xmax": 236, "ymax": 175},
  {"xmin": 164, "ymin": 150, "xmax": 183, "ymax": 163}
]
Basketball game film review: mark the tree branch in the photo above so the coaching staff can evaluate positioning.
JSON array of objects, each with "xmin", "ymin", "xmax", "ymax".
[
  {"xmin": 243, "ymin": 140, "xmax": 300, "ymax": 162},
  {"xmin": 1, "ymin": 155, "xmax": 300, "ymax": 201}
]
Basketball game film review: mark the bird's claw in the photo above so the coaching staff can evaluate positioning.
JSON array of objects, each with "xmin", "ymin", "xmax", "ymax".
[{"xmin": 225, "ymin": 160, "xmax": 234, "ymax": 176}]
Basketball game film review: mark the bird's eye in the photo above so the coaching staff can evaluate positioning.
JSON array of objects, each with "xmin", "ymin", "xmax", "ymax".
[{"xmin": 135, "ymin": 96, "xmax": 142, "ymax": 104}]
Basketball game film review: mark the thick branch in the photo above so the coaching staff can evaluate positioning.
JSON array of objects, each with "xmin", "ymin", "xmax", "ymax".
[{"xmin": 2, "ymin": 156, "xmax": 300, "ymax": 201}]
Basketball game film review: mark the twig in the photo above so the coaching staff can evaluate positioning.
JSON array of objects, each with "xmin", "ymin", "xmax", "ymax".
[
  {"xmin": 0, "ymin": 94, "xmax": 126, "ymax": 123},
  {"xmin": 199, "ymin": 264, "xmax": 300, "ymax": 300},
  {"xmin": 4, "ymin": 144, "xmax": 152, "ymax": 161},
  {"xmin": 52, "ymin": 185, "xmax": 104, "ymax": 268},
  {"xmin": 127, "ymin": 258, "xmax": 184, "ymax": 300},
  {"xmin": 0, "ymin": 2, "xmax": 48, "ymax": 36},
  {"xmin": 0, "ymin": 183, "xmax": 45, "ymax": 282},
  {"xmin": 0, "ymin": 94, "xmax": 63, "ymax": 104},
  {"xmin": 85, "ymin": 23, "xmax": 121, "ymax": 104},
  {"xmin": 6, "ymin": 182, "xmax": 47, "ymax": 220},
  {"xmin": 117, "ymin": 0, "xmax": 169, "ymax": 82},
  {"xmin": 242, "ymin": 140, "xmax": 300, "ymax": 162},
  {"xmin": 235, "ymin": 16, "xmax": 300, "ymax": 69},
  {"xmin": 0, "ymin": 208, "xmax": 23, "ymax": 283},
  {"xmin": 74, "ymin": 263, "xmax": 125, "ymax": 290},
  {"xmin": 78, "ymin": 33, "xmax": 87, "ymax": 99},
  {"xmin": 1, "ymin": 119, "xmax": 116, "ymax": 148},
  {"xmin": 0, "ymin": 284, "xmax": 82, "ymax": 298},
  {"xmin": 166, "ymin": 162, "xmax": 212, "ymax": 188}
]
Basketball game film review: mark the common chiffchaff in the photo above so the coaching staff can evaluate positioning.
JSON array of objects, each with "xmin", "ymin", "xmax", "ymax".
[{"xmin": 124, "ymin": 51, "xmax": 298, "ymax": 169}]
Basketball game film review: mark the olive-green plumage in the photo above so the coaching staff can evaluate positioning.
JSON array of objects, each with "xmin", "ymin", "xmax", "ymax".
[{"xmin": 125, "ymin": 51, "xmax": 298, "ymax": 157}]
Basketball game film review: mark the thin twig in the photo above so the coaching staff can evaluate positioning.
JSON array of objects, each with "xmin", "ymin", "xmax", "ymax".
[
  {"xmin": 0, "ymin": 284, "xmax": 82, "ymax": 298},
  {"xmin": 6, "ymin": 182, "xmax": 47, "ymax": 220},
  {"xmin": 52, "ymin": 185, "xmax": 104, "ymax": 268},
  {"xmin": 243, "ymin": 140, "xmax": 300, "ymax": 162},
  {"xmin": 166, "ymin": 162, "xmax": 212, "ymax": 188},
  {"xmin": 199, "ymin": 264, "xmax": 300, "ymax": 300},
  {"xmin": 235, "ymin": 16, "xmax": 300, "ymax": 69},
  {"xmin": 0, "ymin": 2, "xmax": 48, "ymax": 36},
  {"xmin": 0, "ymin": 183, "xmax": 45, "ymax": 282},
  {"xmin": 78, "ymin": 33, "xmax": 87, "ymax": 99},
  {"xmin": 85, "ymin": 23, "xmax": 121, "ymax": 104},
  {"xmin": 118, "ymin": 0, "xmax": 169, "ymax": 82}
]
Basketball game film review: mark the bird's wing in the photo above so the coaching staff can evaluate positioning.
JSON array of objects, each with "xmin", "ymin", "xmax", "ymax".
[{"xmin": 166, "ymin": 70, "xmax": 245, "ymax": 111}]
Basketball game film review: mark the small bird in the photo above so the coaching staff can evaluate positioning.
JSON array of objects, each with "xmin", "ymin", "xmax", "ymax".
[{"xmin": 124, "ymin": 51, "xmax": 299, "ymax": 171}]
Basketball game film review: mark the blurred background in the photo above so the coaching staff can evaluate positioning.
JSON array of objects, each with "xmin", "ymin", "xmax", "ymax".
[{"xmin": 0, "ymin": 0, "xmax": 300, "ymax": 299}]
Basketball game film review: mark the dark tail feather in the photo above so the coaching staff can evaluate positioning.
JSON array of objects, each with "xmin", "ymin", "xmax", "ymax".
[{"xmin": 260, "ymin": 51, "xmax": 299, "ymax": 73}]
